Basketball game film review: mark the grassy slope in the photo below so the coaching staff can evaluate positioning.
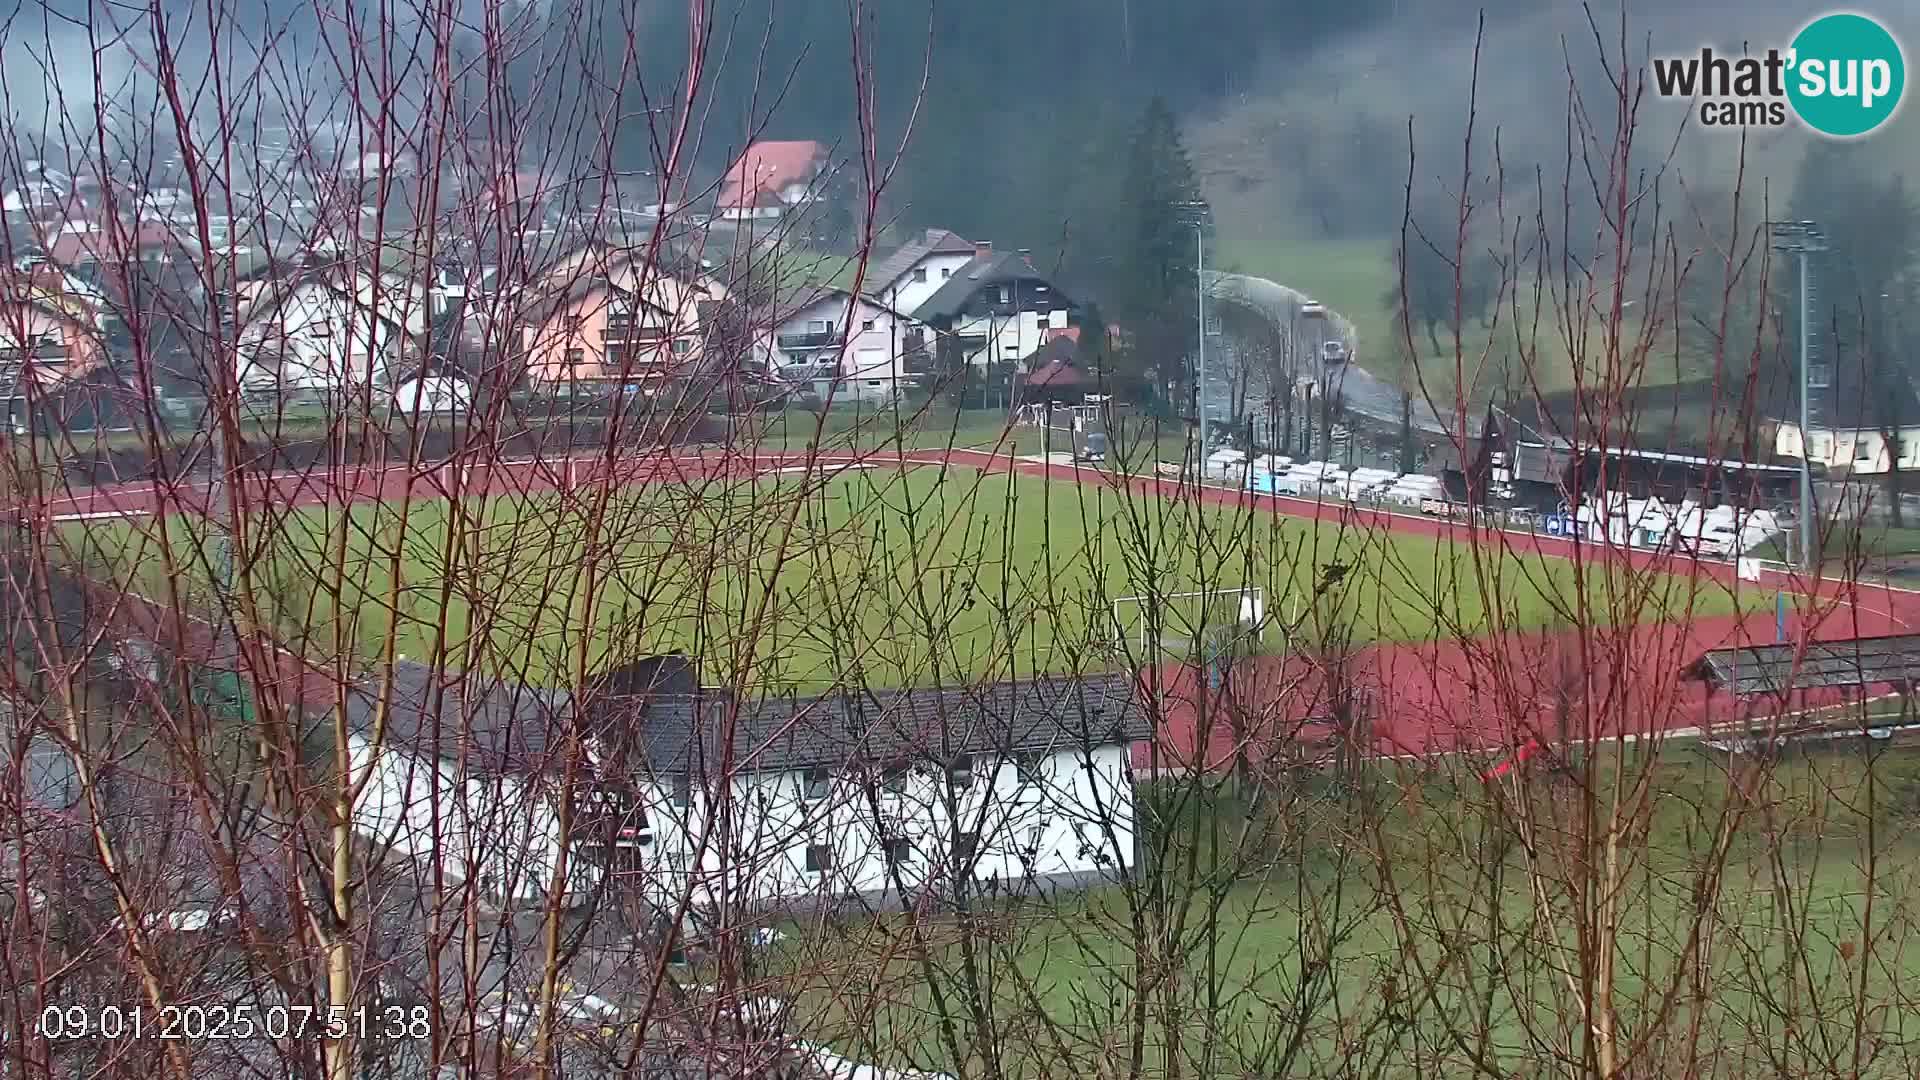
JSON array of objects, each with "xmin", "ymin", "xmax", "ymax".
[
  {"xmin": 72, "ymin": 466, "xmax": 1740, "ymax": 690},
  {"xmin": 774, "ymin": 745, "xmax": 1920, "ymax": 1075}
]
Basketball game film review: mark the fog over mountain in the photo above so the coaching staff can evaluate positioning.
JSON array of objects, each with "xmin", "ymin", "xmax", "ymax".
[{"xmin": 3, "ymin": 0, "xmax": 1913, "ymax": 244}]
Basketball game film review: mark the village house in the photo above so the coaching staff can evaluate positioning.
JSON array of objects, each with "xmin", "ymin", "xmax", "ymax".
[
  {"xmin": 867, "ymin": 228, "xmax": 978, "ymax": 316},
  {"xmin": 233, "ymin": 266, "xmax": 429, "ymax": 399},
  {"xmin": 715, "ymin": 141, "xmax": 829, "ymax": 222},
  {"xmin": 910, "ymin": 242, "xmax": 1084, "ymax": 379},
  {"xmin": 764, "ymin": 285, "xmax": 920, "ymax": 404},
  {"xmin": 0, "ymin": 284, "xmax": 107, "ymax": 381},
  {"xmin": 35, "ymin": 217, "xmax": 195, "ymax": 278},
  {"xmin": 518, "ymin": 274, "xmax": 712, "ymax": 392},
  {"xmin": 345, "ymin": 657, "xmax": 663, "ymax": 910},
  {"xmin": 345, "ymin": 655, "xmax": 1147, "ymax": 916},
  {"xmin": 637, "ymin": 672, "xmax": 1149, "ymax": 913},
  {"xmin": 0, "ymin": 282, "xmax": 120, "ymax": 432},
  {"xmin": 1770, "ymin": 368, "xmax": 1920, "ymax": 478}
]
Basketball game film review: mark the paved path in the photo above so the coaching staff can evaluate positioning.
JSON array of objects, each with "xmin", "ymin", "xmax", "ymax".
[{"xmin": 38, "ymin": 443, "xmax": 1920, "ymax": 771}]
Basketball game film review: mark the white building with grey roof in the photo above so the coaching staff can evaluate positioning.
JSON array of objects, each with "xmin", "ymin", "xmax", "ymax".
[
  {"xmin": 345, "ymin": 655, "xmax": 1151, "ymax": 918},
  {"xmin": 633, "ymin": 671, "xmax": 1150, "ymax": 914}
]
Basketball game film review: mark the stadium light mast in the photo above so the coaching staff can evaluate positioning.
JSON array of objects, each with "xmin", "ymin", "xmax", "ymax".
[
  {"xmin": 1769, "ymin": 220, "xmax": 1828, "ymax": 573},
  {"xmin": 1176, "ymin": 200, "xmax": 1212, "ymax": 476}
]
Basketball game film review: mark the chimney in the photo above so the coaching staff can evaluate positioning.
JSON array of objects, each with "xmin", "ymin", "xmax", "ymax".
[{"xmin": 974, "ymin": 240, "xmax": 994, "ymax": 260}]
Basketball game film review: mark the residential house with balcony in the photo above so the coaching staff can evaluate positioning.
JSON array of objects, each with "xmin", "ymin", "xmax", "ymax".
[
  {"xmin": 910, "ymin": 243, "xmax": 1083, "ymax": 387},
  {"xmin": 519, "ymin": 274, "xmax": 709, "ymax": 393},
  {"xmin": 233, "ymin": 266, "xmax": 429, "ymax": 401},
  {"xmin": 0, "ymin": 282, "xmax": 119, "ymax": 432},
  {"xmin": 765, "ymin": 286, "xmax": 920, "ymax": 403}
]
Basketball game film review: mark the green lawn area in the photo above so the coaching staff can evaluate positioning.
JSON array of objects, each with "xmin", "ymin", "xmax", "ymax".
[
  {"xmin": 68, "ymin": 465, "xmax": 1742, "ymax": 691},
  {"xmin": 770, "ymin": 744, "xmax": 1920, "ymax": 1076},
  {"xmin": 749, "ymin": 407, "xmax": 1048, "ymax": 456},
  {"xmin": 1752, "ymin": 517, "xmax": 1920, "ymax": 570}
]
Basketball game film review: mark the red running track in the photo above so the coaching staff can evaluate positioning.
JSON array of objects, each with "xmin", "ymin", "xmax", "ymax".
[{"xmin": 36, "ymin": 445, "xmax": 1920, "ymax": 771}]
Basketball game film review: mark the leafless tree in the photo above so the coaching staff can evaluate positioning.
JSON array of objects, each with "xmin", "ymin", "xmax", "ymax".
[{"xmin": 1, "ymin": 2, "xmax": 1913, "ymax": 1080}]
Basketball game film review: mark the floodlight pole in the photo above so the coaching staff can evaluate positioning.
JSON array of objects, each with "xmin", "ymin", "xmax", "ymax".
[
  {"xmin": 1196, "ymin": 222, "xmax": 1207, "ymax": 471},
  {"xmin": 1176, "ymin": 201, "xmax": 1211, "ymax": 478},
  {"xmin": 1769, "ymin": 220, "xmax": 1828, "ymax": 573}
]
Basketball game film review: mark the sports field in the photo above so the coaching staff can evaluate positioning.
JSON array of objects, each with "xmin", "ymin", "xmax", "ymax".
[{"xmin": 67, "ymin": 464, "xmax": 1743, "ymax": 690}]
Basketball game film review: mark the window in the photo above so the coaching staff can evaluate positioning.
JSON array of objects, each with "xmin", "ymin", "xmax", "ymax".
[
  {"xmin": 805, "ymin": 844, "xmax": 833, "ymax": 873},
  {"xmin": 947, "ymin": 754, "xmax": 974, "ymax": 788},
  {"xmin": 808, "ymin": 319, "xmax": 830, "ymax": 334},
  {"xmin": 866, "ymin": 380, "xmax": 882, "ymax": 388},
  {"xmin": 1025, "ymin": 825, "xmax": 1045, "ymax": 858},
  {"xmin": 670, "ymin": 338, "xmax": 694, "ymax": 355},
  {"xmin": 884, "ymin": 839, "xmax": 913, "ymax": 867},
  {"xmin": 996, "ymin": 286, "xmax": 1010, "ymax": 304},
  {"xmin": 565, "ymin": 315, "xmax": 585, "ymax": 332},
  {"xmin": 804, "ymin": 767, "xmax": 831, "ymax": 801},
  {"xmin": 912, "ymin": 268, "xmax": 928, "ymax": 283},
  {"xmin": 671, "ymin": 773, "xmax": 691, "ymax": 807},
  {"xmin": 565, "ymin": 348, "xmax": 584, "ymax": 368},
  {"xmin": 668, "ymin": 850, "xmax": 689, "ymax": 871},
  {"xmin": 600, "ymin": 844, "xmax": 644, "ymax": 876},
  {"xmin": 1015, "ymin": 752, "xmax": 1045, "ymax": 787},
  {"xmin": 954, "ymin": 831, "xmax": 979, "ymax": 865},
  {"xmin": 940, "ymin": 267, "xmax": 951, "ymax": 279},
  {"xmin": 882, "ymin": 763, "xmax": 910, "ymax": 795},
  {"xmin": 861, "ymin": 319, "xmax": 876, "ymax": 331}
]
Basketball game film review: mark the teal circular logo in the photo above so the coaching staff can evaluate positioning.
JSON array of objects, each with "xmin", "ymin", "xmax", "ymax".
[{"xmin": 1787, "ymin": 13, "xmax": 1906, "ymax": 137}]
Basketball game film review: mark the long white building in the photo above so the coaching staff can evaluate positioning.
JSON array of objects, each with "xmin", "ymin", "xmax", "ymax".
[
  {"xmin": 345, "ymin": 660, "xmax": 1149, "ymax": 916},
  {"xmin": 635, "ymin": 673, "xmax": 1149, "ymax": 913}
]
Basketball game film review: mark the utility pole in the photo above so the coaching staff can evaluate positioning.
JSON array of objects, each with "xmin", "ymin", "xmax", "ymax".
[{"xmin": 1769, "ymin": 220, "xmax": 1829, "ymax": 572}]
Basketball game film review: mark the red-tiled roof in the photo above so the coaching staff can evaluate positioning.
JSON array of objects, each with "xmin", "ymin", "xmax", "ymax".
[
  {"xmin": 716, "ymin": 141, "xmax": 825, "ymax": 210},
  {"xmin": 40, "ymin": 220, "xmax": 187, "ymax": 264}
]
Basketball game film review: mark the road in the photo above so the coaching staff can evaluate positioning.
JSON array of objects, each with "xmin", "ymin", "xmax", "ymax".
[{"xmin": 1203, "ymin": 270, "xmax": 1455, "ymax": 435}]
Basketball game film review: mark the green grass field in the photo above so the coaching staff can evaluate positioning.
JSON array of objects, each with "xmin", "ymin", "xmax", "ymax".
[
  {"xmin": 772, "ymin": 743, "xmax": 1920, "ymax": 1075},
  {"xmin": 69, "ymin": 466, "xmax": 1742, "ymax": 691}
]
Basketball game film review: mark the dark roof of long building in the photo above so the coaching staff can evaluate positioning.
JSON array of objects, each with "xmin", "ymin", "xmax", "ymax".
[
  {"xmin": 349, "ymin": 656, "xmax": 1146, "ymax": 778},
  {"xmin": 639, "ymin": 671, "xmax": 1150, "ymax": 776},
  {"xmin": 343, "ymin": 658, "xmax": 580, "ymax": 772},
  {"xmin": 1686, "ymin": 634, "xmax": 1920, "ymax": 696}
]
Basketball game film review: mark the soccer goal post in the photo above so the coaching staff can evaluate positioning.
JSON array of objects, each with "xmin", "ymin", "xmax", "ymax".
[{"xmin": 1110, "ymin": 587, "xmax": 1266, "ymax": 656}]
